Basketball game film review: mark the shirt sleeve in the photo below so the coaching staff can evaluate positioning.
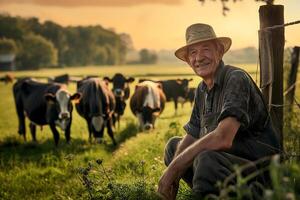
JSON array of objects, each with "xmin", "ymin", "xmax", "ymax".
[
  {"xmin": 183, "ymin": 87, "xmax": 201, "ymax": 138},
  {"xmin": 217, "ymin": 70, "xmax": 251, "ymax": 129}
]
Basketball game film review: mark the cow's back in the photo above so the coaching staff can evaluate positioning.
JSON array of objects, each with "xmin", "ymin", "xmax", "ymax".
[{"xmin": 13, "ymin": 78, "xmax": 60, "ymax": 125}]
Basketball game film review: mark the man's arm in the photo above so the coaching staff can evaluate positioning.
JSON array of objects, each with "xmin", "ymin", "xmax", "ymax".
[
  {"xmin": 173, "ymin": 134, "xmax": 196, "ymax": 159},
  {"xmin": 158, "ymin": 117, "xmax": 240, "ymax": 199}
]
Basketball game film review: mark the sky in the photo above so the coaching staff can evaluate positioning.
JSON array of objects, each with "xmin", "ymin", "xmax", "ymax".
[{"xmin": 0, "ymin": 0, "xmax": 299, "ymax": 51}]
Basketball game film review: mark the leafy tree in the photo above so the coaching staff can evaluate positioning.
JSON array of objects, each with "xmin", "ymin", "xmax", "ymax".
[
  {"xmin": 0, "ymin": 38, "xmax": 18, "ymax": 54},
  {"xmin": 139, "ymin": 49, "xmax": 158, "ymax": 64},
  {"xmin": 18, "ymin": 34, "xmax": 58, "ymax": 70}
]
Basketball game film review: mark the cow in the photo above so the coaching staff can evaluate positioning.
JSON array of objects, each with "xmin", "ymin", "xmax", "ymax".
[
  {"xmin": 0, "ymin": 73, "xmax": 14, "ymax": 84},
  {"xmin": 130, "ymin": 81, "xmax": 166, "ymax": 131},
  {"xmin": 13, "ymin": 78, "xmax": 81, "ymax": 145},
  {"xmin": 160, "ymin": 78, "xmax": 193, "ymax": 112},
  {"xmin": 48, "ymin": 74, "xmax": 70, "ymax": 84},
  {"xmin": 76, "ymin": 78, "xmax": 116, "ymax": 145},
  {"xmin": 103, "ymin": 73, "xmax": 135, "ymax": 127},
  {"xmin": 178, "ymin": 87, "xmax": 196, "ymax": 107}
]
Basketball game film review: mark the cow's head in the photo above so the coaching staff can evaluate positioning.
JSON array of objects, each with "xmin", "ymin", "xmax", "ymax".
[
  {"xmin": 176, "ymin": 78, "xmax": 193, "ymax": 98},
  {"xmin": 135, "ymin": 82, "xmax": 163, "ymax": 131},
  {"xmin": 104, "ymin": 73, "xmax": 134, "ymax": 116},
  {"xmin": 45, "ymin": 89, "xmax": 81, "ymax": 130}
]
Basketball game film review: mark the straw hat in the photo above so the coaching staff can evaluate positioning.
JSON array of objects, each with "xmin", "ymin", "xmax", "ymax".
[{"xmin": 175, "ymin": 23, "xmax": 232, "ymax": 62}]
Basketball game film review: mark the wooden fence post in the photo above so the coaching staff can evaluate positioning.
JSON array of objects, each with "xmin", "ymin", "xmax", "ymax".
[
  {"xmin": 286, "ymin": 46, "xmax": 300, "ymax": 113},
  {"xmin": 259, "ymin": 5, "xmax": 284, "ymax": 150}
]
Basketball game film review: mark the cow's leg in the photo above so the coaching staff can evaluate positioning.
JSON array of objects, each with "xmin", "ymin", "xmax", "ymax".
[
  {"xmin": 64, "ymin": 120, "xmax": 71, "ymax": 144},
  {"xmin": 174, "ymin": 99, "xmax": 178, "ymax": 115},
  {"xmin": 15, "ymin": 104, "xmax": 26, "ymax": 140},
  {"xmin": 18, "ymin": 114, "xmax": 26, "ymax": 141},
  {"xmin": 107, "ymin": 118, "xmax": 116, "ymax": 145},
  {"xmin": 87, "ymin": 120, "xmax": 93, "ymax": 143},
  {"xmin": 49, "ymin": 123, "xmax": 60, "ymax": 146},
  {"xmin": 29, "ymin": 122, "xmax": 37, "ymax": 142}
]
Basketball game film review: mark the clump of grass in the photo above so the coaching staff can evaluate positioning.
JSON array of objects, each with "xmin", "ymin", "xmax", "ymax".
[
  {"xmin": 207, "ymin": 155, "xmax": 300, "ymax": 200},
  {"xmin": 78, "ymin": 159, "xmax": 161, "ymax": 199},
  {"xmin": 164, "ymin": 121, "xmax": 182, "ymax": 141}
]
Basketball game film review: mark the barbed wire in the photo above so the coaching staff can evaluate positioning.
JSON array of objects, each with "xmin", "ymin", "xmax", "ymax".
[{"xmin": 261, "ymin": 20, "xmax": 300, "ymax": 31}]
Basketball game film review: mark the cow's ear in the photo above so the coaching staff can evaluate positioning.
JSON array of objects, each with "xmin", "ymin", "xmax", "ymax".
[
  {"xmin": 44, "ymin": 93, "xmax": 56, "ymax": 103},
  {"xmin": 153, "ymin": 107, "xmax": 161, "ymax": 113},
  {"xmin": 71, "ymin": 93, "xmax": 81, "ymax": 104},
  {"xmin": 127, "ymin": 77, "xmax": 135, "ymax": 83},
  {"xmin": 157, "ymin": 83, "xmax": 162, "ymax": 89},
  {"xmin": 176, "ymin": 79, "xmax": 182, "ymax": 84},
  {"xmin": 103, "ymin": 77, "xmax": 112, "ymax": 82}
]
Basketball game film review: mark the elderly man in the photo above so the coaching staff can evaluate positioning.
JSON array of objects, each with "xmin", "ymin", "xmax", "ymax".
[{"xmin": 158, "ymin": 23, "xmax": 281, "ymax": 199}]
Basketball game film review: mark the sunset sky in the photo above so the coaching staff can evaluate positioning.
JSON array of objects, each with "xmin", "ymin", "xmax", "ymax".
[{"xmin": 0, "ymin": 0, "xmax": 299, "ymax": 51}]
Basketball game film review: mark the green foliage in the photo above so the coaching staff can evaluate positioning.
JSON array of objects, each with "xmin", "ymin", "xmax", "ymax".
[
  {"xmin": 0, "ymin": 14, "xmax": 131, "ymax": 68},
  {"xmin": 0, "ymin": 38, "xmax": 18, "ymax": 54},
  {"xmin": 139, "ymin": 49, "xmax": 158, "ymax": 64},
  {"xmin": 17, "ymin": 33, "xmax": 58, "ymax": 70}
]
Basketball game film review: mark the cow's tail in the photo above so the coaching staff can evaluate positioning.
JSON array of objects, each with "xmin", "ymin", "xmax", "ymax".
[{"xmin": 13, "ymin": 81, "xmax": 26, "ymax": 138}]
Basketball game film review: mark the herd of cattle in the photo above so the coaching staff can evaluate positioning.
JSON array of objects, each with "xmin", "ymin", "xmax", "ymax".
[{"xmin": 1, "ymin": 73, "xmax": 196, "ymax": 146}]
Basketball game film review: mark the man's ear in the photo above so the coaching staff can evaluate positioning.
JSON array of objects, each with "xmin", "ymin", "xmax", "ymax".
[{"xmin": 44, "ymin": 93, "xmax": 56, "ymax": 104}]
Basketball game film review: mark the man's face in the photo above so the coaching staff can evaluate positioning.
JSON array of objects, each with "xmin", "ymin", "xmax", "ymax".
[{"xmin": 187, "ymin": 40, "xmax": 223, "ymax": 80}]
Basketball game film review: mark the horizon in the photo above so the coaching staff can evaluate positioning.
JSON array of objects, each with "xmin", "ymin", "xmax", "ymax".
[{"xmin": 1, "ymin": 0, "xmax": 299, "ymax": 51}]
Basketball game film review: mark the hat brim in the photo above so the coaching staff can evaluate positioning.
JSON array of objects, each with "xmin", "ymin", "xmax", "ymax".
[{"xmin": 174, "ymin": 37, "xmax": 232, "ymax": 62}]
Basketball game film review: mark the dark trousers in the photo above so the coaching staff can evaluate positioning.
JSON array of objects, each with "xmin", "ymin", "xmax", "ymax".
[{"xmin": 164, "ymin": 136, "xmax": 259, "ymax": 196}]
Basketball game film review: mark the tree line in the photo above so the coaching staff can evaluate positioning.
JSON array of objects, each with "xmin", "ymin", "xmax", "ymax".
[{"xmin": 0, "ymin": 14, "xmax": 135, "ymax": 70}]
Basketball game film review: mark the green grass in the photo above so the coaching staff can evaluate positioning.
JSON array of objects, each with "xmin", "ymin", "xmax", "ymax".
[{"xmin": 0, "ymin": 63, "xmax": 299, "ymax": 199}]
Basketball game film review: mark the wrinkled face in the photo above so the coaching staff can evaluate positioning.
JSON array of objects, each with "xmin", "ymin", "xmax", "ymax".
[{"xmin": 187, "ymin": 41, "xmax": 223, "ymax": 80}]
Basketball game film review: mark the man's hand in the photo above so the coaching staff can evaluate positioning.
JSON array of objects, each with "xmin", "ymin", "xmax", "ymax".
[{"xmin": 157, "ymin": 166, "xmax": 180, "ymax": 200}]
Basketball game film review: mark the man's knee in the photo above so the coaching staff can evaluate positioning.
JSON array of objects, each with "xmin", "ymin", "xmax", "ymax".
[
  {"xmin": 164, "ymin": 136, "xmax": 182, "ymax": 166},
  {"xmin": 193, "ymin": 150, "xmax": 220, "ymax": 168},
  {"xmin": 192, "ymin": 150, "xmax": 229, "ymax": 195}
]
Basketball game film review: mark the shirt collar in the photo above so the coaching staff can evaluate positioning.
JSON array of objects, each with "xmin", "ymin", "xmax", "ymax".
[{"xmin": 199, "ymin": 60, "xmax": 225, "ymax": 92}]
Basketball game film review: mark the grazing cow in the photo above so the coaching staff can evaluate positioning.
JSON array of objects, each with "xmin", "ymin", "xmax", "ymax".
[
  {"xmin": 13, "ymin": 78, "xmax": 81, "ymax": 145},
  {"xmin": 76, "ymin": 78, "xmax": 116, "ymax": 145},
  {"xmin": 48, "ymin": 74, "xmax": 70, "ymax": 84},
  {"xmin": 103, "ymin": 73, "xmax": 135, "ymax": 126},
  {"xmin": 130, "ymin": 81, "xmax": 166, "ymax": 130},
  {"xmin": 160, "ymin": 78, "xmax": 193, "ymax": 112},
  {"xmin": 0, "ymin": 73, "xmax": 14, "ymax": 84}
]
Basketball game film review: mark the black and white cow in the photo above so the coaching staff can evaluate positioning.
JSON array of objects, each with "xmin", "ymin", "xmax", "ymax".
[
  {"xmin": 130, "ymin": 81, "xmax": 166, "ymax": 131},
  {"xmin": 103, "ymin": 73, "xmax": 135, "ymax": 126},
  {"xmin": 13, "ymin": 78, "xmax": 81, "ymax": 145},
  {"xmin": 160, "ymin": 78, "xmax": 193, "ymax": 112},
  {"xmin": 76, "ymin": 78, "xmax": 116, "ymax": 145}
]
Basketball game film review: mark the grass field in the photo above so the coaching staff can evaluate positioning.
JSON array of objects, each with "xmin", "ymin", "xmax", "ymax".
[{"xmin": 0, "ymin": 63, "xmax": 299, "ymax": 199}]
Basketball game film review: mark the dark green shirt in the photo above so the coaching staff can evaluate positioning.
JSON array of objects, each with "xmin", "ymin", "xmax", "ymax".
[{"xmin": 183, "ymin": 61, "xmax": 280, "ymax": 160}]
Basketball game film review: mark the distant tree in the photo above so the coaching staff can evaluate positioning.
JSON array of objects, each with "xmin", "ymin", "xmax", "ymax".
[
  {"xmin": 0, "ymin": 38, "xmax": 18, "ymax": 54},
  {"xmin": 139, "ymin": 49, "xmax": 158, "ymax": 64},
  {"xmin": 18, "ymin": 34, "xmax": 58, "ymax": 70}
]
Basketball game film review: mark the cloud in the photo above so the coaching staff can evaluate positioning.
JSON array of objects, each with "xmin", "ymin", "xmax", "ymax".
[{"xmin": 0, "ymin": 0, "xmax": 182, "ymax": 7}]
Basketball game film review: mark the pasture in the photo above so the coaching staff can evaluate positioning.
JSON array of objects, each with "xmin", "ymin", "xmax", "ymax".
[{"xmin": 0, "ymin": 64, "xmax": 299, "ymax": 199}]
